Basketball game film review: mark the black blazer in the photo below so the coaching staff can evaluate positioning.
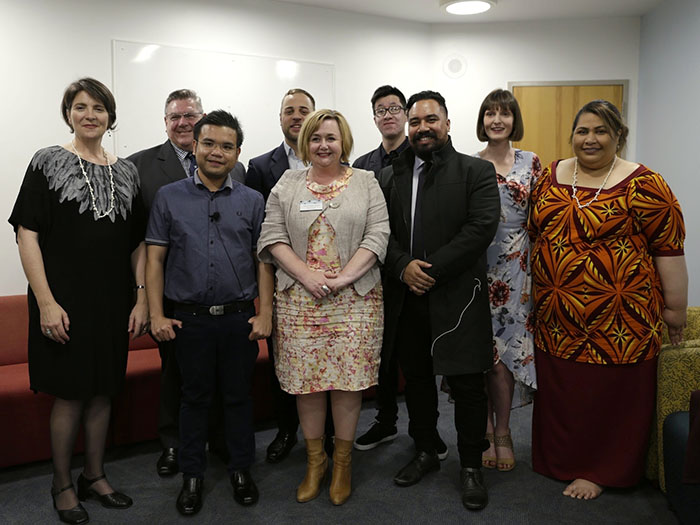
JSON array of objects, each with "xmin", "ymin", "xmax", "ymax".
[
  {"xmin": 379, "ymin": 139, "xmax": 500, "ymax": 375},
  {"xmin": 353, "ymin": 138, "xmax": 409, "ymax": 177},
  {"xmin": 128, "ymin": 140, "xmax": 246, "ymax": 213},
  {"xmin": 245, "ymin": 143, "xmax": 289, "ymax": 202}
]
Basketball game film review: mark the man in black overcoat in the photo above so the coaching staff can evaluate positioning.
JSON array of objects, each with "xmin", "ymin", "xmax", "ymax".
[{"xmin": 378, "ymin": 90, "xmax": 500, "ymax": 510}]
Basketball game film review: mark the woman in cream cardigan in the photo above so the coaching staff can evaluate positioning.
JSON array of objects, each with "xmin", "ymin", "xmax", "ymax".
[{"xmin": 258, "ymin": 109, "xmax": 389, "ymax": 505}]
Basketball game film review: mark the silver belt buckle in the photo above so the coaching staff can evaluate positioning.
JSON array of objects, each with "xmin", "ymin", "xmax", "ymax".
[{"xmin": 209, "ymin": 305, "xmax": 225, "ymax": 316}]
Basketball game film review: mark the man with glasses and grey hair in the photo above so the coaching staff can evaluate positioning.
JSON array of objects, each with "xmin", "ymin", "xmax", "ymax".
[{"xmin": 128, "ymin": 89, "xmax": 245, "ymax": 478}]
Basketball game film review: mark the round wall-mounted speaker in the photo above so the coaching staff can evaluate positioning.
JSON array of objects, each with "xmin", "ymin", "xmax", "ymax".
[{"xmin": 443, "ymin": 54, "xmax": 467, "ymax": 79}]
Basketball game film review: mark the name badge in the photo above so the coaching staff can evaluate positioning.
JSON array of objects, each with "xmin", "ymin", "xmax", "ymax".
[{"xmin": 299, "ymin": 199, "xmax": 323, "ymax": 212}]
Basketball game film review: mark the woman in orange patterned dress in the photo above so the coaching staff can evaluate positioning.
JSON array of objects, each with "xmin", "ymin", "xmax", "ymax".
[
  {"xmin": 258, "ymin": 109, "xmax": 389, "ymax": 505},
  {"xmin": 529, "ymin": 100, "xmax": 687, "ymax": 500}
]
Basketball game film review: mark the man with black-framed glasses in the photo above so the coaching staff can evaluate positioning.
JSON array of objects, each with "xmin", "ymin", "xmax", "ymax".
[{"xmin": 353, "ymin": 85, "xmax": 410, "ymax": 177}]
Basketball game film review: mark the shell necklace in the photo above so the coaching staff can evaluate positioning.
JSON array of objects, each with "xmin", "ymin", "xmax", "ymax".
[
  {"xmin": 571, "ymin": 155, "xmax": 617, "ymax": 209},
  {"xmin": 71, "ymin": 140, "xmax": 115, "ymax": 219}
]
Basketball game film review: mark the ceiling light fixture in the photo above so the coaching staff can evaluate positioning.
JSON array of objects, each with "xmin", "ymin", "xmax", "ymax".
[{"xmin": 440, "ymin": 0, "xmax": 496, "ymax": 16}]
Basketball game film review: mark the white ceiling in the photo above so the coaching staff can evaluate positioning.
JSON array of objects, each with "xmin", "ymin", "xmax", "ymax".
[{"xmin": 271, "ymin": 0, "xmax": 664, "ymax": 24}]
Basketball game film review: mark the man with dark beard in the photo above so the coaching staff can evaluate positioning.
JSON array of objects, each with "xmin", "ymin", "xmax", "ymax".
[{"xmin": 378, "ymin": 90, "xmax": 500, "ymax": 510}]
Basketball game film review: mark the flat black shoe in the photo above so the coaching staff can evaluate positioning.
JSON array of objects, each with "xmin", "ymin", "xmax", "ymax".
[
  {"xmin": 231, "ymin": 470, "xmax": 259, "ymax": 506},
  {"xmin": 176, "ymin": 478, "xmax": 203, "ymax": 516},
  {"xmin": 393, "ymin": 451, "xmax": 440, "ymax": 487},
  {"xmin": 52, "ymin": 484, "xmax": 89, "ymax": 525},
  {"xmin": 157, "ymin": 447, "xmax": 179, "ymax": 477},
  {"xmin": 77, "ymin": 473, "xmax": 132, "ymax": 509},
  {"xmin": 460, "ymin": 467, "xmax": 488, "ymax": 510},
  {"xmin": 266, "ymin": 430, "xmax": 298, "ymax": 463}
]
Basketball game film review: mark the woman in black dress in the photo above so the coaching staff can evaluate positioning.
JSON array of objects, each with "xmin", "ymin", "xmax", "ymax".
[{"xmin": 9, "ymin": 78, "xmax": 148, "ymax": 524}]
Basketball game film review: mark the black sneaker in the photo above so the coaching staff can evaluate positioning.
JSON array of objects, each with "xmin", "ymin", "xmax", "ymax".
[
  {"xmin": 354, "ymin": 423, "xmax": 398, "ymax": 450},
  {"xmin": 436, "ymin": 436, "xmax": 449, "ymax": 461}
]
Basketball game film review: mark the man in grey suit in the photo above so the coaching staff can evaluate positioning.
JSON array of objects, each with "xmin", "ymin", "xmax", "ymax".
[
  {"xmin": 131, "ymin": 89, "xmax": 246, "ymax": 211},
  {"xmin": 128, "ymin": 89, "xmax": 245, "ymax": 476}
]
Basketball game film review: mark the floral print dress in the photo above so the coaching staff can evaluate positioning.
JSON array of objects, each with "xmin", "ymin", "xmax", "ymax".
[
  {"xmin": 475, "ymin": 149, "xmax": 541, "ymax": 404},
  {"xmin": 273, "ymin": 169, "xmax": 383, "ymax": 395}
]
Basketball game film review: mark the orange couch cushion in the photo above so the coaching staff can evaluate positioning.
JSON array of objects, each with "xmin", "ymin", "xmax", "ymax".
[{"xmin": 0, "ymin": 295, "xmax": 28, "ymax": 366}]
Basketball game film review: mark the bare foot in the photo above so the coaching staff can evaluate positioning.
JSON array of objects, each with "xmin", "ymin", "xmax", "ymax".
[{"xmin": 563, "ymin": 479, "xmax": 603, "ymax": 500}]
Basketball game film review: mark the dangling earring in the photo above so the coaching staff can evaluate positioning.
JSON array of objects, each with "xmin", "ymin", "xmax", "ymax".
[{"xmin": 108, "ymin": 129, "xmax": 113, "ymax": 138}]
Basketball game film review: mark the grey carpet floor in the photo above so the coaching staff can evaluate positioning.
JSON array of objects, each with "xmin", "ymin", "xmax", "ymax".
[{"xmin": 0, "ymin": 393, "xmax": 679, "ymax": 524}]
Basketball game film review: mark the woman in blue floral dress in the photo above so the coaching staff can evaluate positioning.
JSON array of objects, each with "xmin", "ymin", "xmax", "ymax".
[{"xmin": 474, "ymin": 89, "xmax": 540, "ymax": 471}]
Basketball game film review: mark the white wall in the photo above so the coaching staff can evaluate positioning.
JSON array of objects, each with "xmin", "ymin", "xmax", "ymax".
[
  {"xmin": 428, "ymin": 17, "xmax": 641, "ymax": 157},
  {"xmin": 638, "ymin": 0, "xmax": 699, "ymax": 304},
  {"xmin": 0, "ymin": 0, "xmax": 644, "ymax": 295},
  {"xmin": 0, "ymin": 0, "xmax": 431, "ymax": 295}
]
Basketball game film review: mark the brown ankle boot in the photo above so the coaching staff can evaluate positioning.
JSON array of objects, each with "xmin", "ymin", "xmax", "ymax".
[
  {"xmin": 329, "ymin": 438, "xmax": 353, "ymax": 505},
  {"xmin": 296, "ymin": 437, "xmax": 328, "ymax": 503}
]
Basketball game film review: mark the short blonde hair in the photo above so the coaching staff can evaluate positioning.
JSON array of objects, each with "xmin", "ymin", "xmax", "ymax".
[{"xmin": 298, "ymin": 109, "xmax": 353, "ymax": 164}]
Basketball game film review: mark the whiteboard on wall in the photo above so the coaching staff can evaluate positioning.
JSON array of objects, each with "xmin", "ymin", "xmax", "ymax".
[{"xmin": 111, "ymin": 40, "xmax": 335, "ymax": 164}]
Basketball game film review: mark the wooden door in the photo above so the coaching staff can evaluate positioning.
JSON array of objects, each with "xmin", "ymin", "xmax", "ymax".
[{"xmin": 512, "ymin": 84, "xmax": 625, "ymax": 169}]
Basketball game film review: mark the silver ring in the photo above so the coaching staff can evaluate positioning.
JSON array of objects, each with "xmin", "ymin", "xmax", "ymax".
[
  {"xmin": 45, "ymin": 328, "xmax": 52, "ymax": 335},
  {"xmin": 321, "ymin": 285, "xmax": 330, "ymax": 293}
]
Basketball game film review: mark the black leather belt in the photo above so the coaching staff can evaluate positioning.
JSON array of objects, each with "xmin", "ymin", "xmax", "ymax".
[{"xmin": 172, "ymin": 300, "xmax": 254, "ymax": 316}]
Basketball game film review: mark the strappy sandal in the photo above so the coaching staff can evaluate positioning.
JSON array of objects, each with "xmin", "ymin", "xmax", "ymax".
[
  {"xmin": 495, "ymin": 431, "xmax": 515, "ymax": 472},
  {"xmin": 482, "ymin": 432, "xmax": 496, "ymax": 469}
]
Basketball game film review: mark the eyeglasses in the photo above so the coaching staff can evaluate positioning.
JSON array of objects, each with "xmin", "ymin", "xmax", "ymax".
[
  {"xmin": 166, "ymin": 112, "xmax": 202, "ymax": 123},
  {"xmin": 195, "ymin": 139, "xmax": 238, "ymax": 154},
  {"xmin": 374, "ymin": 105, "xmax": 405, "ymax": 117}
]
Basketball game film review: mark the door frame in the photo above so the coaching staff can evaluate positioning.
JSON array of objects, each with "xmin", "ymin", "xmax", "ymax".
[{"xmin": 507, "ymin": 79, "xmax": 630, "ymax": 121}]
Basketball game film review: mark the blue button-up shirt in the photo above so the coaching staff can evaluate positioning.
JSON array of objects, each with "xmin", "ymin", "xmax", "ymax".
[{"xmin": 146, "ymin": 172, "xmax": 265, "ymax": 305}]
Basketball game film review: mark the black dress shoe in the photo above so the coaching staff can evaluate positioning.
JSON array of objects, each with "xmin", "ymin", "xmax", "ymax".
[
  {"xmin": 231, "ymin": 470, "xmax": 259, "ymax": 506},
  {"xmin": 157, "ymin": 447, "xmax": 179, "ymax": 477},
  {"xmin": 266, "ymin": 430, "xmax": 298, "ymax": 463},
  {"xmin": 51, "ymin": 484, "xmax": 89, "ymax": 525},
  {"xmin": 176, "ymin": 478, "xmax": 203, "ymax": 516},
  {"xmin": 393, "ymin": 451, "xmax": 440, "ymax": 487},
  {"xmin": 460, "ymin": 467, "xmax": 488, "ymax": 510},
  {"xmin": 77, "ymin": 473, "xmax": 133, "ymax": 509}
]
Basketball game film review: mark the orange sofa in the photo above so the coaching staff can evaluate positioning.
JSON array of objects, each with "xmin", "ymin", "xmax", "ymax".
[{"xmin": 0, "ymin": 294, "xmax": 275, "ymax": 469}]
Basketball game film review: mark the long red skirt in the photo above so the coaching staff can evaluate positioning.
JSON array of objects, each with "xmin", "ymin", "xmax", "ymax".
[{"xmin": 532, "ymin": 348, "xmax": 657, "ymax": 487}]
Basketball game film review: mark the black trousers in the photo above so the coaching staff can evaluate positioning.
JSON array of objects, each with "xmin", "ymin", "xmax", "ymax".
[
  {"xmin": 395, "ymin": 292, "xmax": 488, "ymax": 468},
  {"xmin": 157, "ymin": 302, "xmax": 228, "ymax": 454},
  {"xmin": 375, "ymin": 346, "xmax": 399, "ymax": 427},
  {"xmin": 157, "ymin": 338, "xmax": 181, "ymax": 449},
  {"xmin": 174, "ymin": 306, "xmax": 258, "ymax": 478}
]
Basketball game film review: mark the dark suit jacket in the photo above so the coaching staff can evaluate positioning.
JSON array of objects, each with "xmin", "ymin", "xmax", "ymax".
[
  {"xmin": 379, "ymin": 139, "xmax": 500, "ymax": 375},
  {"xmin": 353, "ymin": 138, "xmax": 410, "ymax": 177},
  {"xmin": 245, "ymin": 143, "xmax": 290, "ymax": 202},
  {"xmin": 128, "ymin": 140, "xmax": 246, "ymax": 213}
]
